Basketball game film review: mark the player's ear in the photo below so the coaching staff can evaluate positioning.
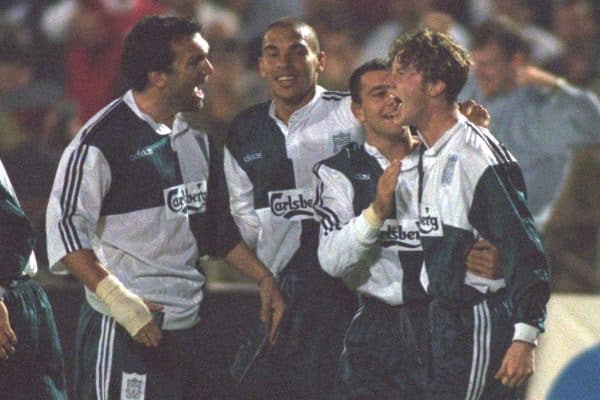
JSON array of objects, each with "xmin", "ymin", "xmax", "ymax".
[
  {"xmin": 351, "ymin": 101, "xmax": 365, "ymax": 123},
  {"xmin": 316, "ymin": 51, "xmax": 326, "ymax": 73},
  {"xmin": 427, "ymin": 80, "xmax": 446, "ymax": 98}
]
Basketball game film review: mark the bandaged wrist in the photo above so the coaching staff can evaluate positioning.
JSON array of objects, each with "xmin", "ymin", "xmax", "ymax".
[
  {"xmin": 95, "ymin": 275, "xmax": 152, "ymax": 337},
  {"xmin": 364, "ymin": 204, "xmax": 384, "ymax": 228}
]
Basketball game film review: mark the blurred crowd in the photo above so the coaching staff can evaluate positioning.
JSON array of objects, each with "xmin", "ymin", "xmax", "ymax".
[{"xmin": 1, "ymin": 0, "xmax": 599, "ymax": 293}]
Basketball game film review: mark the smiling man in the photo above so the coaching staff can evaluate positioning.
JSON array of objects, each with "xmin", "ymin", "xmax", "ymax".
[
  {"xmin": 224, "ymin": 17, "xmax": 363, "ymax": 400},
  {"xmin": 314, "ymin": 58, "xmax": 429, "ymax": 399},
  {"xmin": 225, "ymin": 16, "xmax": 501, "ymax": 400},
  {"xmin": 46, "ymin": 16, "xmax": 285, "ymax": 400}
]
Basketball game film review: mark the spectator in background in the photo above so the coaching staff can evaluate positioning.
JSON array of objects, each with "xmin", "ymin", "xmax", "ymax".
[
  {"xmin": 41, "ymin": 0, "xmax": 162, "ymax": 120},
  {"xmin": 0, "ymin": 22, "xmax": 62, "ymax": 156},
  {"xmin": 357, "ymin": 0, "xmax": 471, "ymax": 66},
  {"xmin": 159, "ymin": 0, "xmax": 240, "ymax": 40},
  {"xmin": 303, "ymin": 0, "xmax": 354, "ymax": 34},
  {"xmin": 4, "ymin": 101, "xmax": 81, "ymax": 265},
  {"xmin": 548, "ymin": 0, "xmax": 600, "ymax": 96},
  {"xmin": 227, "ymin": 0, "xmax": 304, "ymax": 46},
  {"xmin": 195, "ymin": 37, "xmax": 258, "ymax": 148},
  {"xmin": 459, "ymin": 16, "xmax": 600, "ymax": 229},
  {"xmin": 543, "ymin": 0, "xmax": 600, "ymax": 294},
  {"xmin": 0, "ymin": 0, "xmax": 65, "ymax": 81},
  {"xmin": 544, "ymin": 143, "xmax": 600, "ymax": 293},
  {"xmin": 318, "ymin": 29, "xmax": 360, "ymax": 91},
  {"xmin": 488, "ymin": 0, "xmax": 564, "ymax": 65}
]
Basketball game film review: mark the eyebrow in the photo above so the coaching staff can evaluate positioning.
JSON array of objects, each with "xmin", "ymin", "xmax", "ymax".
[
  {"xmin": 263, "ymin": 41, "xmax": 308, "ymax": 52},
  {"xmin": 368, "ymin": 84, "xmax": 391, "ymax": 94}
]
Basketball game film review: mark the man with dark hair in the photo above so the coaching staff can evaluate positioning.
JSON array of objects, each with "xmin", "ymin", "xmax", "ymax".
[
  {"xmin": 46, "ymin": 15, "xmax": 285, "ymax": 400},
  {"xmin": 460, "ymin": 16, "xmax": 600, "ymax": 229},
  {"xmin": 316, "ymin": 58, "xmax": 501, "ymax": 400},
  {"xmin": 226, "ymin": 16, "xmax": 501, "ymax": 399},
  {"xmin": 315, "ymin": 58, "xmax": 429, "ymax": 399},
  {"xmin": 0, "ymin": 158, "xmax": 67, "ymax": 399},
  {"xmin": 390, "ymin": 29, "xmax": 551, "ymax": 399},
  {"xmin": 225, "ymin": 17, "xmax": 362, "ymax": 400}
]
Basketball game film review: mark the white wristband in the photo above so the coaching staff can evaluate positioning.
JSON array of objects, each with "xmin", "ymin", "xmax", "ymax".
[
  {"xmin": 95, "ymin": 275, "xmax": 153, "ymax": 337},
  {"xmin": 364, "ymin": 204, "xmax": 384, "ymax": 228}
]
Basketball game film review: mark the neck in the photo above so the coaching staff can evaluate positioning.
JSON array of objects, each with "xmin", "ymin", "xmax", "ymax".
[
  {"xmin": 272, "ymin": 86, "xmax": 316, "ymax": 125},
  {"xmin": 366, "ymin": 128, "xmax": 418, "ymax": 161},
  {"xmin": 132, "ymin": 89, "xmax": 177, "ymax": 127},
  {"xmin": 417, "ymin": 102, "xmax": 460, "ymax": 148}
]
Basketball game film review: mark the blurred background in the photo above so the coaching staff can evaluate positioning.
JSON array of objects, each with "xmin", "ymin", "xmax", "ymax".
[{"xmin": 1, "ymin": 1, "xmax": 599, "ymax": 399}]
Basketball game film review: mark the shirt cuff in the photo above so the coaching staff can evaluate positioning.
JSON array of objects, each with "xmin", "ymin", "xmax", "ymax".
[
  {"xmin": 355, "ymin": 209, "xmax": 383, "ymax": 245},
  {"xmin": 513, "ymin": 323, "xmax": 540, "ymax": 346}
]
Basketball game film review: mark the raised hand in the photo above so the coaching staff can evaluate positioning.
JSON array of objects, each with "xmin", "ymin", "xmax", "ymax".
[{"xmin": 372, "ymin": 159, "xmax": 402, "ymax": 221}]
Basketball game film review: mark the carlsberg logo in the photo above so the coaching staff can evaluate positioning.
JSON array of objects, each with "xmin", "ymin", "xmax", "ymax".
[
  {"xmin": 417, "ymin": 205, "xmax": 444, "ymax": 237},
  {"xmin": 164, "ymin": 181, "xmax": 207, "ymax": 219},
  {"xmin": 378, "ymin": 220, "xmax": 422, "ymax": 250},
  {"xmin": 268, "ymin": 189, "xmax": 315, "ymax": 221}
]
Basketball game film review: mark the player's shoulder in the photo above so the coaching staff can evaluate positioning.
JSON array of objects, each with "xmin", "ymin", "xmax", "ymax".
[
  {"xmin": 318, "ymin": 89, "xmax": 352, "ymax": 113},
  {"xmin": 321, "ymin": 90, "xmax": 350, "ymax": 102},
  {"xmin": 449, "ymin": 120, "xmax": 516, "ymax": 178},
  {"xmin": 231, "ymin": 100, "xmax": 271, "ymax": 123},
  {"xmin": 76, "ymin": 98, "xmax": 138, "ymax": 148},
  {"xmin": 227, "ymin": 100, "xmax": 272, "ymax": 143},
  {"xmin": 314, "ymin": 142, "xmax": 362, "ymax": 175}
]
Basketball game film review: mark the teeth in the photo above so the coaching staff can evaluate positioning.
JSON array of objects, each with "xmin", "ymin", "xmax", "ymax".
[
  {"xmin": 277, "ymin": 76, "xmax": 294, "ymax": 81},
  {"xmin": 194, "ymin": 86, "xmax": 204, "ymax": 99}
]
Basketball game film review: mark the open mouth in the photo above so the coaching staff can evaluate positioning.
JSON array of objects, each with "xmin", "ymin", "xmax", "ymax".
[
  {"xmin": 275, "ymin": 74, "xmax": 295, "ymax": 87},
  {"xmin": 194, "ymin": 86, "xmax": 205, "ymax": 100},
  {"xmin": 383, "ymin": 98, "xmax": 402, "ymax": 119}
]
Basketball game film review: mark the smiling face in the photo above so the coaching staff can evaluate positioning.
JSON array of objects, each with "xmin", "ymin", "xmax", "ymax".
[
  {"xmin": 259, "ymin": 25, "xmax": 324, "ymax": 111},
  {"xmin": 352, "ymin": 69, "xmax": 405, "ymax": 142},
  {"xmin": 164, "ymin": 32, "xmax": 214, "ymax": 112}
]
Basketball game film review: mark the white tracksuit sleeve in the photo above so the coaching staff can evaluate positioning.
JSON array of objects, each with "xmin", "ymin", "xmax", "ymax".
[
  {"xmin": 223, "ymin": 147, "xmax": 261, "ymax": 249},
  {"xmin": 46, "ymin": 143, "xmax": 111, "ymax": 272},
  {"xmin": 314, "ymin": 164, "xmax": 380, "ymax": 277}
]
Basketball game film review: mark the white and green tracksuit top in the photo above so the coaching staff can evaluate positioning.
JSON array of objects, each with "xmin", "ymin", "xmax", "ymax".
[
  {"xmin": 224, "ymin": 86, "xmax": 363, "ymax": 277},
  {"xmin": 417, "ymin": 115, "xmax": 550, "ymax": 343},
  {"xmin": 46, "ymin": 91, "xmax": 240, "ymax": 330}
]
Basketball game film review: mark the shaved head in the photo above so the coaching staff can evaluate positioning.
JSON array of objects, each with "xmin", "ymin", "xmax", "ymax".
[{"xmin": 263, "ymin": 17, "xmax": 321, "ymax": 54}]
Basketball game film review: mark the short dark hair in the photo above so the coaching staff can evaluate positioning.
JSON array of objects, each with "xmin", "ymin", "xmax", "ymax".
[
  {"xmin": 121, "ymin": 16, "xmax": 203, "ymax": 91},
  {"xmin": 349, "ymin": 58, "xmax": 390, "ymax": 104},
  {"xmin": 470, "ymin": 16, "xmax": 531, "ymax": 59},
  {"xmin": 389, "ymin": 29, "xmax": 471, "ymax": 103},
  {"xmin": 263, "ymin": 17, "xmax": 321, "ymax": 54}
]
